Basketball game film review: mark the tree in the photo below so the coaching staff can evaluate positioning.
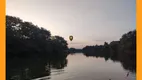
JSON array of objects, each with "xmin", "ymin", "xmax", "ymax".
[{"xmin": 6, "ymin": 15, "xmax": 68, "ymax": 58}]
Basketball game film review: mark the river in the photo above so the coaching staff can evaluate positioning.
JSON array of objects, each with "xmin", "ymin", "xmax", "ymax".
[{"xmin": 31, "ymin": 53, "xmax": 136, "ymax": 80}]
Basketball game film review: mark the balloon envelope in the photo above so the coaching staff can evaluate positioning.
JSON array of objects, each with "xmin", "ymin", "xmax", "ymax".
[{"xmin": 69, "ymin": 36, "xmax": 73, "ymax": 41}]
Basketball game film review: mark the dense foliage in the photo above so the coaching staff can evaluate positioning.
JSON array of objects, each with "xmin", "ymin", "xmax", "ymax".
[
  {"xmin": 82, "ymin": 30, "xmax": 136, "ymax": 72},
  {"xmin": 6, "ymin": 15, "xmax": 68, "ymax": 59}
]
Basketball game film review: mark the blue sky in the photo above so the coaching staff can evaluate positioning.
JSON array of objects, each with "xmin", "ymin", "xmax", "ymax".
[{"xmin": 6, "ymin": 0, "xmax": 136, "ymax": 48}]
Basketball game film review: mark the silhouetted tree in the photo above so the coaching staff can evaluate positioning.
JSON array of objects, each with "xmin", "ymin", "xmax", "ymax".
[
  {"xmin": 82, "ymin": 30, "xmax": 136, "ymax": 72},
  {"xmin": 6, "ymin": 15, "xmax": 69, "ymax": 80},
  {"xmin": 6, "ymin": 15, "xmax": 68, "ymax": 59}
]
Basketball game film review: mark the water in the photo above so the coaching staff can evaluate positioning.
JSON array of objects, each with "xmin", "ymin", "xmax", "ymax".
[{"xmin": 7, "ymin": 53, "xmax": 136, "ymax": 80}]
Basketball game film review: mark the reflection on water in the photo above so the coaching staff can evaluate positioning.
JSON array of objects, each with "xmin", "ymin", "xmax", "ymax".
[
  {"xmin": 6, "ymin": 56, "xmax": 68, "ymax": 80},
  {"xmin": 7, "ymin": 53, "xmax": 136, "ymax": 80}
]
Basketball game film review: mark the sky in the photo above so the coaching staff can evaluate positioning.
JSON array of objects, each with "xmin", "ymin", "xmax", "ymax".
[{"xmin": 6, "ymin": 0, "xmax": 136, "ymax": 48}]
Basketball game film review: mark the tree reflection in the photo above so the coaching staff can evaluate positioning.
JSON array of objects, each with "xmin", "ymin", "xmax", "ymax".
[
  {"xmin": 6, "ymin": 54, "xmax": 68, "ymax": 80},
  {"xmin": 82, "ymin": 51, "xmax": 135, "ymax": 73},
  {"xmin": 82, "ymin": 30, "xmax": 136, "ymax": 73}
]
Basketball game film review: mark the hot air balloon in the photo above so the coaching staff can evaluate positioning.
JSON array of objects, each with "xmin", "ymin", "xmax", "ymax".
[{"xmin": 69, "ymin": 35, "xmax": 73, "ymax": 41}]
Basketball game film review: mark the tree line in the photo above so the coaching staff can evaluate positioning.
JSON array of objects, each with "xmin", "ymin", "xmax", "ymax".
[
  {"xmin": 6, "ymin": 15, "xmax": 68, "ymax": 59},
  {"xmin": 82, "ymin": 30, "xmax": 136, "ymax": 72}
]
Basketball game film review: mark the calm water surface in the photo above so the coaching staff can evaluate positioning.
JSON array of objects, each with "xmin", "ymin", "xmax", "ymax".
[{"xmin": 32, "ymin": 53, "xmax": 136, "ymax": 80}]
